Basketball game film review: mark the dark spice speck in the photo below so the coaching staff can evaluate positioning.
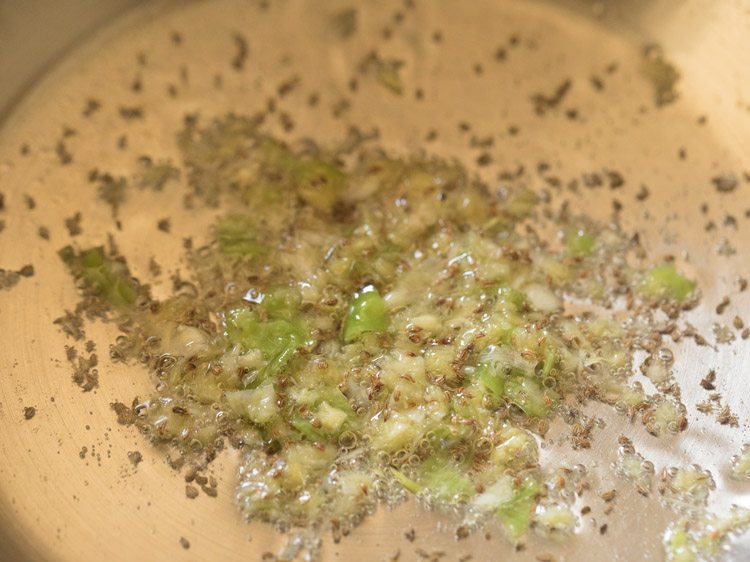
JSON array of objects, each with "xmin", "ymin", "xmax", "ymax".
[
  {"xmin": 56, "ymin": 141, "xmax": 73, "ymax": 165},
  {"xmin": 18, "ymin": 265, "xmax": 34, "ymax": 277},
  {"xmin": 590, "ymin": 75, "xmax": 604, "ymax": 91},
  {"xmin": 128, "ymin": 451, "xmax": 143, "ymax": 466},
  {"xmin": 331, "ymin": 8, "xmax": 357, "ymax": 39},
  {"xmin": 111, "ymin": 401, "xmax": 135, "ymax": 425},
  {"xmin": 606, "ymin": 170, "xmax": 624, "ymax": 189},
  {"xmin": 119, "ymin": 106, "xmax": 144, "ymax": 120},
  {"xmin": 636, "ymin": 185, "xmax": 650, "ymax": 201},
  {"xmin": 476, "ymin": 152, "xmax": 492, "ymax": 166},
  {"xmin": 531, "ymin": 79, "xmax": 572, "ymax": 115},
  {"xmin": 82, "ymin": 99, "xmax": 101, "ymax": 118},
  {"xmin": 23, "ymin": 406, "xmax": 36, "ymax": 420},
  {"xmin": 64, "ymin": 212, "xmax": 82, "ymax": 236},
  {"xmin": 712, "ymin": 174, "xmax": 737, "ymax": 193},
  {"xmin": 232, "ymin": 33, "xmax": 249, "ymax": 70}
]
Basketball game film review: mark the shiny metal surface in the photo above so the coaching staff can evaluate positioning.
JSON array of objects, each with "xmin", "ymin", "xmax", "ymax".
[{"xmin": 0, "ymin": 1, "xmax": 748, "ymax": 560}]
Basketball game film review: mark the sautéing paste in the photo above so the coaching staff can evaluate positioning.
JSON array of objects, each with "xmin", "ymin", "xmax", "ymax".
[{"xmin": 56, "ymin": 113, "xmax": 750, "ymax": 559}]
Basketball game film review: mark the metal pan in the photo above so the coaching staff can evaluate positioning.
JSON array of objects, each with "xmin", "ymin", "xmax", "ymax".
[{"xmin": 0, "ymin": 1, "xmax": 748, "ymax": 560}]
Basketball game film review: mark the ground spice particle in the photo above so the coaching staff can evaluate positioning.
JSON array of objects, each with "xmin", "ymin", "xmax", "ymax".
[
  {"xmin": 127, "ymin": 451, "xmax": 143, "ymax": 466},
  {"xmin": 641, "ymin": 45, "xmax": 679, "ymax": 106},
  {"xmin": 606, "ymin": 170, "xmax": 624, "ymax": 189},
  {"xmin": 82, "ymin": 99, "xmax": 101, "ymax": 118},
  {"xmin": 179, "ymin": 537, "xmax": 190, "ymax": 550},
  {"xmin": 54, "ymin": 310, "xmax": 85, "ymax": 340},
  {"xmin": 111, "ymin": 401, "xmax": 135, "ymax": 425},
  {"xmin": 531, "ymin": 79, "xmax": 572, "ymax": 115},
  {"xmin": 733, "ymin": 316, "xmax": 744, "ymax": 330},
  {"xmin": 717, "ymin": 405, "xmax": 739, "ymax": 427},
  {"xmin": 95, "ymin": 173, "xmax": 128, "ymax": 216},
  {"xmin": 18, "ymin": 265, "xmax": 34, "ymax": 277},
  {"xmin": 64, "ymin": 212, "xmax": 82, "ymax": 236},
  {"xmin": 476, "ymin": 152, "xmax": 492, "ymax": 166},
  {"xmin": 696, "ymin": 402, "xmax": 712, "ymax": 414},
  {"xmin": 700, "ymin": 370, "xmax": 716, "ymax": 391},
  {"xmin": 231, "ymin": 33, "xmax": 249, "ymax": 70},
  {"xmin": 119, "ymin": 106, "xmax": 144, "ymax": 120},
  {"xmin": 185, "ymin": 485, "xmax": 199, "ymax": 499},
  {"xmin": 712, "ymin": 174, "xmax": 738, "ymax": 193},
  {"xmin": 331, "ymin": 8, "xmax": 357, "ymax": 39},
  {"xmin": 582, "ymin": 172, "xmax": 603, "ymax": 188},
  {"xmin": 404, "ymin": 528, "xmax": 416, "ymax": 542},
  {"xmin": 148, "ymin": 257, "xmax": 162, "ymax": 277},
  {"xmin": 23, "ymin": 406, "xmax": 36, "ymax": 420},
  {"xmin": 277, "ymin": 75, "xmax": 300, "ymax": 98},
  {"xmin": 279, "ymin": 112, "xmax": 295, "ymax": 132},
  {"xmin": 55, "ymin": 141, "xmax": 73, "ymax": 165},
  {"xmin": 72, "ymin": 352, "xmax": 99, "ymax": 391}
]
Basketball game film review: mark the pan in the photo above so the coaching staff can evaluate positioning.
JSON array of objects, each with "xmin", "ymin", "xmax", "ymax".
[{"xmin": 0, "ymin": 1, "xmax": 748, "ymax": 560}]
